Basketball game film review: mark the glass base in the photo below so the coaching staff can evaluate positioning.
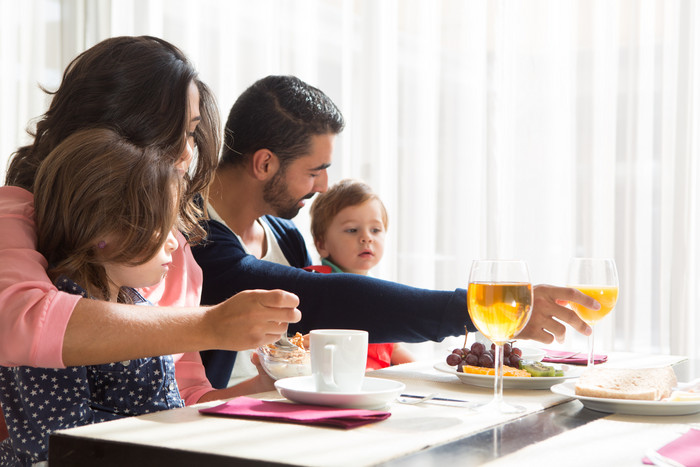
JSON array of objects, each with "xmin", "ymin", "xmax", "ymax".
[{"xmin": 477, "ymin": 398, "xmax": 526, "ymax": 414}]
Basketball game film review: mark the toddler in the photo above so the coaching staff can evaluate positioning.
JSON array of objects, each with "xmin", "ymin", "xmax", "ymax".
[
  {"xmin": 309, "ymin": 179, "xmax": 414, "ymax": 369},
  {"xmin": 0, "ymin": 129, "xmax": 185, "ymax": 465}
]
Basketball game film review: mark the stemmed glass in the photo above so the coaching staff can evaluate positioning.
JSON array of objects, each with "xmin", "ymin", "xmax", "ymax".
[
  {"xmin": 467, "ymin": 260, "xmax": 533, "ymax": 413},
  {"xmin": 567, "ymin": 258, "xmax": 619, "ymax": 367}
]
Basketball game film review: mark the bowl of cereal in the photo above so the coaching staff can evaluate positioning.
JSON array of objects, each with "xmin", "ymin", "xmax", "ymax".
[{"xmin": 256, "ymin": 333, "xmax": 311, "ymax": 380}]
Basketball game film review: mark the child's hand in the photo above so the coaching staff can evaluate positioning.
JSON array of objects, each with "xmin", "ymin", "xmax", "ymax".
[{"xmin": 249, "ymin": 351, "xmax": 276, "ymax": 391}]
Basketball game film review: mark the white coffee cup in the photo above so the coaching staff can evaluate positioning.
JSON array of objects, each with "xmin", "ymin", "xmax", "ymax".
[{"xmin": 310, "ymin": 329, "xmax": 368, "ymax": 393}]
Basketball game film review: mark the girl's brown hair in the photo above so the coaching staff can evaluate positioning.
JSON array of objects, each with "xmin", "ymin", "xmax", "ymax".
[
  {"xmin": 34, "ymin": 128, "xmax": 182, "ymax": 302},
  {"xmin": 6, "ymin": 35, "xmax": 219, "ymax": 243},
  {"xmin": 309, "ymin": 179, "xmax": 388, "ymax": 243}
]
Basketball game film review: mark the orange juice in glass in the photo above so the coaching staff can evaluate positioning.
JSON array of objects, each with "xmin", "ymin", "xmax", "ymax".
[
  {"xmin": 569, "ymin": 286, "xmax": 618, "ymax": 325},
  {"xmin": 567, "ymin": 258, "xmax": 619, "ymax": 366}
]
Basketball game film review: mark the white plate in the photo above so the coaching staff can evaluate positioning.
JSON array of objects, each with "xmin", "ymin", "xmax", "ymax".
[
  {"xmin": 551, "ymin": 381, "xmax": 700, "ymax": 416},
  {"xmin": 434, "ymin": 361, "xmax": 581, "ymax": 390},
  {"xmin": 274, "ymin": 376, "xmax": 405, "ymax": 410}
]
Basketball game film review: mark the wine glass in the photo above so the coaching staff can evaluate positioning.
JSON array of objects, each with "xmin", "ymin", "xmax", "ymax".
[
  {"xmin": 467, "ymin": 260, "xmax": 533, "ymax": 413},
  {"xmin": 567, "ymin": 258, "xmax": 619, "ymax": 367}
]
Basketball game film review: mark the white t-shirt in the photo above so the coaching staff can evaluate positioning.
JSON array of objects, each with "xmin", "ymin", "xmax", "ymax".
[{"xmin": 207, "ymin": 204, "xmax": 290, "ymax": 383}]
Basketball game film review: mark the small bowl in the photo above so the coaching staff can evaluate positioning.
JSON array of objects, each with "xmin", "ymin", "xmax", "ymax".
[
  {"xmin": 256, "ymin": 344, "xmax": 311, "ymax": 380},
  {"xmin": 518, "ymin": 346, "xmax": 546, "ymax": 362}
]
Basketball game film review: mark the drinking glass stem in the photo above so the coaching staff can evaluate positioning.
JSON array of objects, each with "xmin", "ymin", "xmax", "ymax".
[
  {"xmin": 587, "ymin": 330, "xmax": 595, "ymax": 367},
  {"xmin": 493, "ymin": 344, "xmax": 504, "ymax": 405}
]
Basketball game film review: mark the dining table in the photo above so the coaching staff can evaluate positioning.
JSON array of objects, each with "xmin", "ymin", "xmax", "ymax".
[{"xmin": 48, "ymin": 351, "xmax": 699, "ymax": 466}]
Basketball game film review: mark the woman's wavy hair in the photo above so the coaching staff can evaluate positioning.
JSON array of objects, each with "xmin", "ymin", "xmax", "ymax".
[
  {"xmin": 6, "ymin": 35, "xmax": 219, "ymax": 243},
  {"xmin": 34, "ymin": 128, "xmax": 182, "ymax": 303}
]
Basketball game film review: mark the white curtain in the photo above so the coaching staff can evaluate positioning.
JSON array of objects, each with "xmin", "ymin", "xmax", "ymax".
[{"xmin": 1, "ymin": 0, "xmax": 698, "ymax": 361}]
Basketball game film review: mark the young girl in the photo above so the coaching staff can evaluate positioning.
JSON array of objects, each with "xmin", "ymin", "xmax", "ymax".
[
  {"xmin": 308, "ymin": 179, "xmax": 414, "ymax": 369},
  {"xmin": 0, "ymin": 128, "xmax": 194, "ymax": 465}
]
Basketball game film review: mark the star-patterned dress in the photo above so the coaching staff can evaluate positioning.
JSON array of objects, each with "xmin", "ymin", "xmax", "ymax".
[{"xmin": 0, "ymin": 277, "xmax": 184, "ymax": 466}]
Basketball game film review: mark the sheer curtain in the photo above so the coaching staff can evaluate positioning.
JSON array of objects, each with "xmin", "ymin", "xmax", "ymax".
[{"xmin": 1, "ymin": 0, "xmax": 698, "ymax": 360}]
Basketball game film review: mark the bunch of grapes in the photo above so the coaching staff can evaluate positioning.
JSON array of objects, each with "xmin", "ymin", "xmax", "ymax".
[{"xmin": 445, "ymin": 342, "xmax": 522, "ymax": 372}]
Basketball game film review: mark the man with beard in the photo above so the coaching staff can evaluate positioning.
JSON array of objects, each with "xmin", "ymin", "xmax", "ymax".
[{"xmin": 193, "ymin": 75, "xmax": 597, "ymax": 389}]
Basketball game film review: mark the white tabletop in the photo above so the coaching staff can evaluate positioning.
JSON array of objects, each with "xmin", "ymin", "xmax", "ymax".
[{"xmin": 50, "ymin": 352, "xmax": 692, "ymax": 466}]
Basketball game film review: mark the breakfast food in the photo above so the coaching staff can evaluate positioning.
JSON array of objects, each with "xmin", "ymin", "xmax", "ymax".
[
  {"xmin": 446, "ymin": 342, "xmax": 522, "ymax": 370},
  {"xmin": 520, "ymin": 361, "xmax": 564, "ymax": 377},
  {"xmin": 574, "ymin": 366, "xmax": 677, "ymax": 401},
  {"xmin": 446, "ymin": 342, "xmax": 562, "ymax": 377},
  {"xmin": 462, "ymin": 364, "xmax": 531, "ymax": 377},
  {"xmin": 258, "ymin": 333, "xmax": 311, "ymax": 379}
]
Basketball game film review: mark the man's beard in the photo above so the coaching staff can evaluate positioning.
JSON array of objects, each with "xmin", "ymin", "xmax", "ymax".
[{"xmin": 263, "ymin": 170, "xmax": 314, "ymax": 219}]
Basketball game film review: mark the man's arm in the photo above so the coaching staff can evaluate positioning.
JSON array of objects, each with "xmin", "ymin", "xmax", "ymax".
[
  {"xmin": 194, "ymin": 219, "xmax": 476, "ymax": 343},
  {"xmin": 194, "ymin": 219, "xmax": 596, "ymax": 345}
]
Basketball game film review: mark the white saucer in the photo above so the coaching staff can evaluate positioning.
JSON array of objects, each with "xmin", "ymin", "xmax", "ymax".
[{"xmin": 274, "ymin": 376, "xmax": 405, "ymax": 410}]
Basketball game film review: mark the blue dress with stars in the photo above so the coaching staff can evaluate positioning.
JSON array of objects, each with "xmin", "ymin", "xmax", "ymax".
[{"xmin": 0, "ymin": 277, "xmax": 184, "ymax": 466}]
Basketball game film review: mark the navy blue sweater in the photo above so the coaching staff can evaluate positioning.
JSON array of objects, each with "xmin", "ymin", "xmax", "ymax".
[{"xmin": 192, "ymin": 215, "xmax": 472, "ymax": 388}]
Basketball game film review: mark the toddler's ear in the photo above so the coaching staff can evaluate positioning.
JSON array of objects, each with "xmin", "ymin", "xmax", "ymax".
[{"xmin": 315, "ymin": 238, "xmax": 329, "ymax": 258}]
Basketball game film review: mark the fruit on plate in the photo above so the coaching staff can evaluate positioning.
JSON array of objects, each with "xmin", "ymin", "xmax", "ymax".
[
  {"xmin": 446, "ymin": 342, "xmax": 522, "ymax": 371},
  {"xmin": 462, "ymin": 364, "xmax": 531, "ymax": 377},
  {"xmin": 519, "ymin": 361, "xmax": 564, "ymax": 377}
]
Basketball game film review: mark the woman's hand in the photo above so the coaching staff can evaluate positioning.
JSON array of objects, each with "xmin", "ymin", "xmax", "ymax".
[
  {"xmin": 204, "ymin": 289, "xmax": 301, "ymax": 351},
  {"xmin": 516, "ymin": 284, "xmax": 597, "ymax": 343}
]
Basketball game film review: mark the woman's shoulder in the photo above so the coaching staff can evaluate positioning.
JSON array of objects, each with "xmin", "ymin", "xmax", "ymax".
[{"xmin": 0, "ymin": 186, "xmax": 34, "ymax": 217}]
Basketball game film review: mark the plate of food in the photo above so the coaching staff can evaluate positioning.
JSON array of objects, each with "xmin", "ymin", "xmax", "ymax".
[
  {"xmin": 434, "ymin": 361, "xmax": 581, "ymax": 390},
  {"xmin": 550, "ymin": 366, "xmax": 700, "ymax": 416},
  {"xmin": 438, "ymin": 342, "xmax": 581, "ymax": 389}
]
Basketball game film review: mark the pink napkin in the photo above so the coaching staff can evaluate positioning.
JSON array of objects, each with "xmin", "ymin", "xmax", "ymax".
[
  {"xmin": 541, "ymin": 349, "xmax": 607, "ymax": 365},
  {"xmin": 199, "ymin": 396, "xmax": 391, "ymax": 429},
  {"xmin": 643, "ymin": 428, "xmax": 700, "ymax": 466}
]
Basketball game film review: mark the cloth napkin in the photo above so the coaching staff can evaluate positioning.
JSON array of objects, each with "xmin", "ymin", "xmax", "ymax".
[
  {"xmin": 199, "ymin": 397, "xmax": 391, "ymax": 429},
  {"xmin": 643, "ymin": 428, "xmax": 700, "ymax": 466},
  {"xmin": 541, "ymin": 349, "xmax": 608, "ymax": 365}
]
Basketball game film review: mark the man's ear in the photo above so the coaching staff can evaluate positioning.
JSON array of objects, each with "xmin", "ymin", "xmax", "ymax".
[
  {"xmin": 315, "ymin": 238, "xmax": 329, "ymax": 258},
  {"xmin": 251, "ymin": 149, "xmax": 279, "ymax": 181}
]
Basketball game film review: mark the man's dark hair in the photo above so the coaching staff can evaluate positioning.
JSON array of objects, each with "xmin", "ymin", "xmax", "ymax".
[{"xmin": 220, "ymin": 75, "xmax": 344, "ymax": 168}]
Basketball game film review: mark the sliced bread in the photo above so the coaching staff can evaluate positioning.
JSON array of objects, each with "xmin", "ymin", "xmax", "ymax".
[{"xmin": 574, "ymin": 366, "xmax": 677, "ymax": 401}]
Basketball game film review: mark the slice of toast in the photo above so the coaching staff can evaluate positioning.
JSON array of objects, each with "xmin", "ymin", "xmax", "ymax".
[{"xmin": 574, "ymin": 366, "xmax": 677, "ymax": 401}]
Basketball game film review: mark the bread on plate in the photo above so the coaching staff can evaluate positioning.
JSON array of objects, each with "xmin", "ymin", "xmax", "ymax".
[{"xmin": 574, "ymin": 366, "xmax": 677, "ymax": 401}]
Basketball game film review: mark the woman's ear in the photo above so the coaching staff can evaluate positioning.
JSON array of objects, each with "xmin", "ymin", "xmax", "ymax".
[{"xmin": 251, "ymin": 149, "xmax": 279, "ymax": 181}]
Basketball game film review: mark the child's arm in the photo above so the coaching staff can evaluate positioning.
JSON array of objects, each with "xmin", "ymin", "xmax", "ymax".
[
  {"xmin": 390, "ymin": 343, "xmax": 415, "ymax": 366},
  {"xmin": 193, "ymin": 351, "xmax": 276, "ymax": 403},
  {"xmin": 172, "ymin": 351, "xmax": 275, "ymax": 405}
]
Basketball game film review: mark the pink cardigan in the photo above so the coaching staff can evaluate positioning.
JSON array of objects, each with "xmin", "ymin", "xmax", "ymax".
[{"xmin": 0, "ymin": 186, "xmax": 213, "ymax": 404}]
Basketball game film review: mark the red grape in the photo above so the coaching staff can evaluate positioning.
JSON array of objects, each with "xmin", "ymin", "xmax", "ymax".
[
  {"xmin": 446, "ymin": 353, "xmax": 462, "ymax": 366},
  {"xmin": 470, "ymin": 342, "xmax": 485, "ymax": 356},
  {"xmin": 478, "ymin": 353, "xmax": 494, "ymax": 368},
  {"xmin": 503, "ymin": 343, "xmax": 512, "ymax": 356}
]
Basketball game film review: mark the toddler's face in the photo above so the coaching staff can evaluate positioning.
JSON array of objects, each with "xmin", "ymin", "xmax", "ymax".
[
  {"xmin": 316, "ymin": 199, "xmax": 386, "ymax": 275},
  {"xmin": 103, "ymin": 230, "xmax": 179, "ymax": 298}
]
